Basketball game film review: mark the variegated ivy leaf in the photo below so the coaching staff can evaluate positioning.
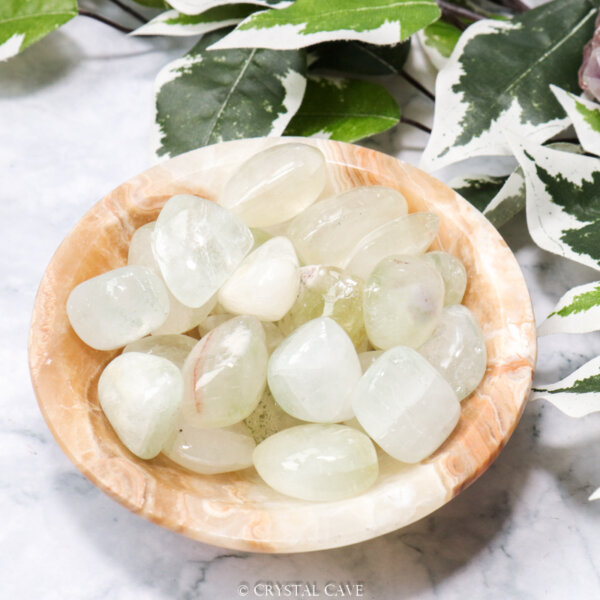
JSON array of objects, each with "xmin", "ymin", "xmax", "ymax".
[
  {"xmin": 507, "ymin": 133, "xmax": 600, "ymax": 272},
  {"xmin": 590, "ymin": 487, "xmax": 600, "ymax": 501},
  {"xmin": 132, "ymin": 0, "xmax": 170, "ymax": 7},
  {"xmin": 152, "ymin": 29, "xmax": 306, "ymax": 159},
  {"xmin": 170, "ymin": 0, "xmax": 289, "ymax": 16},
  {"xmin": 0, "ymin": 0, "xmax": 77, "ymax": 62},
  {"xmin": 551, "ymin": 85, "xmax": 600, "ymax": 157},
  {"xmin": 420, "ymin": 0, "xmax": 598, "ymax": 172},
  {"xmin": 538, "ymin": 281, "xmax": 600, "ymax": 336},
  {"xmin": 451, "ymin": 175, "xmax": 507, "ymax": 214},
  {"xmin": 531, "ymin": 356, "xmax": 600, "ymax": 417},
  {"xmin": 482, "ymin": 168, "xmax": 525, "ymax": 228},
  {"xmin": 133, "ymin": 6, "xmax": 257, "ymax": 36},
  {"xmin": 284, "ymin": 77, "xmax": 400, "ymax": 143},
  {"xmin": 209, "ymin": 0, "xmax": 441, "ymax": 51},
  {"xmin": 417, "ymin": 20, "xmax": 461, "ymax": 71}
]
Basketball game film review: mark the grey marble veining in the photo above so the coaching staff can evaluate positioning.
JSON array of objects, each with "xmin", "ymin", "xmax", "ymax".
[{"xmin": 1, "ymin": 14, "xmax": 600, "ymax": 600}]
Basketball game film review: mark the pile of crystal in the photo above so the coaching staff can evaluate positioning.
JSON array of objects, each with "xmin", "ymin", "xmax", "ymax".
[{"xmin": 66, "ymin": 142, "xmax": 487, "ymax": 502}]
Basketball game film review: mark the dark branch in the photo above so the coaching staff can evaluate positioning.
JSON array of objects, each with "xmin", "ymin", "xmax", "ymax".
[
  {"xmin": 106, "ymin": 0, "xmax": 147, "ymax": 24},
  {"xmin": 400, "ymin": 70, "xmax": 435, "ymax": 101},
  {"xmin": 495, "ymin": 0, "xmax": 530, "ymax": 12},
  {"xmin": 437, "ymin": 0, "xmax": 485, "ymax": 23},
  {"xmin": 78, "ymin": 10, "xmax": 134, "ymax": 33},
  {"xmin": 401, "ymin": 117, "xmax": 432, "ymax": 134}
]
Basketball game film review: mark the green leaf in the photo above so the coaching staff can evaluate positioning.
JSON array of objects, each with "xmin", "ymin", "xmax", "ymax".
[
  {"xmin": 451, "ymin": 175, "xmax": 507, "ymax": 213},
  {"xmin": 507, "ymin": 133, "xmax": 600, "ymax": 272},
  {"xmin": 132, "ymin": 0, "xmax": 171, "ymax": 8},
  {"xmin": 153, "ymin": 28, "xmax": 306, "ymax": 159},
  {"xmin": 133, "ymin": 5, "xmax": 257, "ymax": 36},
  {"xmin": 538, "ymin": 281, "xmax": 600, "ymax": 336},
  {"xmin": 0, "ymin": 0, "xmax": 77, "ymax": 61},
  {"xmin": 531, "ymin": 356, "xmax": 600, "ymax": 417},
  {"xmin": 421, "ymin": 0, "xmax": 598, "ymax": 172},
  {"xmin": 170, "ymin": 0, "xmax": 288, "ymax": 15},
  {"xmin": 311, "ymin": 40, "xmax": 411, "ymax": 76},
  {"xmin": 551, "ymin": 85, "xmax": 600, "ymax": 157},
  {"xmin": 209, "ymin": 0, "xmax": 441, "ymax": 50},
  {"xmin": 419, "ymin": 20, "xmax": 461, "ymax": 69},
  {"xmin": 284, "ymin": 76, "xmax": 401, "ymax": 143}
]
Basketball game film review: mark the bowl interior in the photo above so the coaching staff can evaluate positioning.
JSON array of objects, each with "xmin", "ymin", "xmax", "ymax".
[{"xmin": 29, "ymin": 138, "xmax": 536, "ymax": 553}]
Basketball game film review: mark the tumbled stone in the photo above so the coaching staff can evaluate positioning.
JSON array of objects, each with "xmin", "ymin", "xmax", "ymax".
[
  {"xmin": 67, "ymin": 265, "xmax": 170, "ymax": 351},
  {"xmin": 363, "ymin": 255, "xmax": 444, "ymax": 350},
  {"xmin": 163, "ymin": 421, "xmax": 255, "ymax": 474},
  {"xmin": 220, "ymin": 143, "xmax": 327, "ymax": 227},
  {"xmin": 128, "ymin": 222, "xmax": 216, "ymax": 335},
  {"xmin": 352, "ymin": 346, "xmax": 460, "ymax": 463},
  {"xmin": 152, "ymin": 194, "xmax": 253, "ymax": 308},
  {"xmin": 286, "ymin": 186, "xmax": 408, "ymax": 267},
  {"xmin": 198, "ymin": 313, "xmax": 234, "ymax": 337},
  {"xmin": 253, "ymin": 424, "xmax": 378, "ymax": 501},
  {"xmin": 262, "ymin": 322, "xmax": 285, "ymax": 354},
  {"xmin": 123, "ymin": 334, "xmax": 197, "ymax": 369},
  {"xmin": 418, "ymin": 305, "xmax": 487, "ymax": 400},
  {"xmin": 344, "ymin": 212, "xmax": 440, "ymax": 281},
  {"xmin": 278, "ymin": 265, "xmax": 367, "ymax": 349},
  {"xmin": 250, "ymin": 228, "xmax": 273, "ymax": 249},
  {"xmin": 358, "ymin": 350, "xmax": 384, "ymax": 373},
  {"xmin": 182, "ymin": 315, "xmax": 268, "ymax": 428},
  {"xmin": 423, "ymin": 251, "xmax": 467, "ymax": 306},
  {"xmin": 268, "ymin": 317, "xmax": 361, "ymax": 422},
  {"xmin": 218, "ymin": 236, "xmax": 300, "ymax": 322},
  {"xmin": 98, "ymin": 352, "xmax": 183, "ymax": 459},
  {"xmin": 244, "ymin": 388, "xmax": 302, "ymax": 444}
]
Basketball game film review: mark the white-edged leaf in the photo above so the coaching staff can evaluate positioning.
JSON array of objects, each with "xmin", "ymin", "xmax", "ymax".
[
  {"xmin": 506, "ymin": 132, "xmax": 600, "ymax": 272},
  {"xmin": 132, "ymin": 6, "xmax": 257, "ymax": 36},
  {"xmin": 551, "ymin": 85, "xmax": 600, "ymax": 157},
  {"xmin": 0, "ymin": 0, "xmax": 77, "ymax": 62},
  {"xmin": 170, "ymin": 0, "xmax": 289, "ymax": 16},
  {"xmin": 483, "ymin": 168, "xmax": 526, "ymax": 228},
  {"xmin": 420, "ymin": 0, "xmax": 597, "ymax": 172},
  {"xmin": 538, "ymin": 281, "xmax": 600, "ymax": 336},
  {"xmin": 531, "ymin": 356, "xmax": 600, "ymax": 417},
  {"xmin": 417, "ymin": 20, "xmax": 461, "ymax": 70},
  {"xmin": 451, "ymin": 174, "xmax": 507, "ymax": 213},
  {"xmin": 209, "ymin": 0, "xmax": 441, "ymax": 51},
  {"xmin": 590, "ymin": 487, "xmax": 600, "ymax": 501},
  {"xmin": 152, "ymin": 29, "xmax": 306, "ymax": 159}
]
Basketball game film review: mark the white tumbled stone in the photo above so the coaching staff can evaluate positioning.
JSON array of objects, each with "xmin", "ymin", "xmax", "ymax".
[
  {"xmin": 363, "ymin": 255, "xmax": 445, "ymax": 350},
  {"xmin": 152, "ymin": 194, "xmax": 253, "ymax": 308},
  {"xmin": 98, "ymin": 352, "xmax": 183, "ymax": 459},
  {"xmin": 218, "ymin": 236, "xmax": 300, "ymax": 322},
  {"xmin": 418, "ymin": 305, "xmax": 487, "ymax": 400},
  {"xmin": 198, "ymin": 313, "xmax": 234, "ymax": 337},
  {"xmin": 423, "ymin": 251, "xmax": 468, "ymax": 306},
  {"xmin": 220, "ymin": 143, "xmax": 327, "ymax": 227},
  {"xmin": 123, "ymin": 334, "xmax": 197, "ymax": 369},
  {"xmin": 182, "ymin": 315, "xmax": 268, "ymax": 428},
  {"xmin": 352, "ymin": 346, "xmax": 460, "ymax": 463},
  {"xmin": 66, "ymin": 265, "xmax": 170, "ymax": 351},
  {"xmin": 253, "ymin": 424, "xmax": 378, "ymax": 501},
  {"xmin": 163, "ymin": 421, "xmax": 255, "ymax": 474},
  {"xmin": 128, "ymin": 222, "xmax": 216, "ymax": 335},
  {"xmin": 286, "ymin": 186, "xmax": 408, "ymax": 267},
  {"xmin": 262, "ymin": 322, "xmax": 285, "ymax": 354},
  {"xmin": 344, "ymin": 212, "xmax": 440, "ymax": 280},
  {"xmin": 268, "ymin": 317, "xmax": 361, "ymax": 422},
  {"xmin": 358, "ymin": 350, "xmax": 384, "ymax": 373}
]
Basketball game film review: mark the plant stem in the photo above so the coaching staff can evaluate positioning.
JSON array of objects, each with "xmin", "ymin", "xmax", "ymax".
[
  {"xmin": 437, "ymin": 1, "xmax": 485, "ymax": 23},
  {"xmin": 400, "ymin": 70, "xmax": 435, "ymax": 101},
  {"xmin": 401, "ymin": 117, "xmax": 432, "ymax": 134},
  {"xmin": 78, "ymin": 10, "xmax": 134, "ymax": 33},
  {"xmin": 106, "ymin": 0, "xmax": 148, "ymax": 24},
  {"xmin": 495, "ymin": 0, "xmax": 530, "ymax": 12}
]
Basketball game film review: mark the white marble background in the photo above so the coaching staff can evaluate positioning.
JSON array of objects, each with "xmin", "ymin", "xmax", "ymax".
[{"xmin": 2, "ymin": 6, "xmax": 600, "ymax": 599}]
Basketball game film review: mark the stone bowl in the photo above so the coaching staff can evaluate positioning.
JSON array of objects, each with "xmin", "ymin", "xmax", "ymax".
[{"xmin": 29, "ymin": 138, "xmax": 537, "ymax": 553}]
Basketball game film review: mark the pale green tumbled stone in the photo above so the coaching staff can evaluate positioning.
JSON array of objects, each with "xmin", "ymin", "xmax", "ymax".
[
  {"xmin": 253, "ymin": 424, "xmax": 379, "ymax": 501},
  {"xmin": 278, "ymin": 265, "xmax": 367, "ymax": 349},
  {"xmin": 163, "ymin": 421, "xmax": 255, "ymax": 474},
  {"xmin": 268, "ymin": 317, "xmax": 362, "ymax": 423},
  {"xmin": 198, "ymin": 313, "xmax": 234, "ymax": 337},
  {"xmin": 128, "ymin": 222, "xmax": 216, "ymax": 335},
  {"xmin": 218, "ymin": 236, "xmax": 300, "ymax": 322},
  {"xmin": 352, "ymin": 346, "xmax": 460, "ymax": 463},
  {"xmin": 98, "ymin": 352, "xmax": 183, "ymax": 459},
  {"xmin": 182, "ymin": 315, "xmax": 268, "ymax": 428},
  {"xmin": 244, "ymin": 388, "xmax": 302, "ymax": 444},
  {"xmin": 358, "ymin": 350, "xmax": 384, "ymax": 373},
  {"xmin": 363, "ymin": 255, "xmax": 444, "ymax": 350},
  {"xmin": 220, "ymin": 143, "xmax": 327, "ymax": 227},
  {"xmin": 66, "ymin": 265, "xmax": 170, "ymax": 351},
  {"xmin": 262, "ymin": 322, "xmax": 285, "ymax": 354},
  {"xmin": 422, "ymin": 251, "xmax": 467, "ymax": 306},
  {"xmin": 250, "ymin": 228, "xmax": 273, "ymax": 249},
  {"xmin": 152, "ymin": 194, "xmax": 253, "ymax": 308},
  {"xmin": 344, "ymin": 212, "xmax": 440, "ymax": 281},
  {"xmin": 418, "ymin": 305, "xmax": 487, "ymax": 400},
  {"xmin": 123, "ymin": 334, "xmax": 197, "ymax": 370},
  {"xmin": 286, "ymin": 186, "xmax": 408, "ymax": 267}
]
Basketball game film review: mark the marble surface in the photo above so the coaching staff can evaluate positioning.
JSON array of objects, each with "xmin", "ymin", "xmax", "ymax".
[{"xmin": 2, "ymin": 8, "xmax": 600, "ymax": 600}]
